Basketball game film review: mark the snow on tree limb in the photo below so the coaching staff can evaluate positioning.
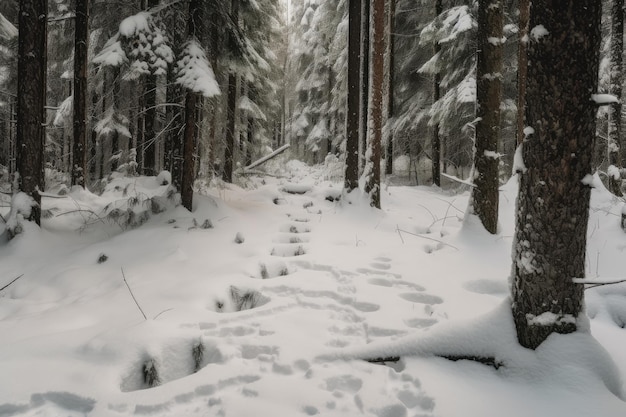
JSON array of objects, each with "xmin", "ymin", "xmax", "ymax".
[
  {"xmin": 0, "ymin": 13, "xmax": 18, "ymax": 40},
  {"xmin": 175, "ymin": 40, "xmax": 220, "ymax": 98}
]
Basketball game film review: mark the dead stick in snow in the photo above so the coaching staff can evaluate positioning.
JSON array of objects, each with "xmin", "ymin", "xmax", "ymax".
[
  {"xmin": 396, "ymin": 228, "xmax": 459, "ymax": 251},
  {"xmin": 121, "ymin": 267, "xmax": 147, "ymax": 320},
  {"xmin": 0, "ymin": 274, "xmax": 24, "ymax": 292}
]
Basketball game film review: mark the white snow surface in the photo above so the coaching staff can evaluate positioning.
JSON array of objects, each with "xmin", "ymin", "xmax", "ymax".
[
  {"xmin": 0, "ymin": 161, "xmax": 625, "ymax": 417},
  {"xmin": 592, "ymin": 94, "xmax": 620, "ymax": 105}
]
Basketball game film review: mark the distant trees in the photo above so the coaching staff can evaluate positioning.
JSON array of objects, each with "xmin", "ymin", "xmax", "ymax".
[
  {"xmin": 72, "ymin": 0, "xmax": 90, "ymax": 188},
  {"xmin": 511, "ymin": 0, "xmax": 602, "ymax": 349},
  {"xmin": 14, "ymin": 0, "xmax": 48, "ymax": 227}
]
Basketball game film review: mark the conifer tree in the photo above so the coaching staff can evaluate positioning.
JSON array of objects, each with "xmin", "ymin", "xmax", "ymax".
[
  {"xmin": 511, "ymin": 0, "xmax": 602, "ymax": 349},
  {"xmin": 14, "ymin": 0, "xmax": 47, "ymax": 228}
]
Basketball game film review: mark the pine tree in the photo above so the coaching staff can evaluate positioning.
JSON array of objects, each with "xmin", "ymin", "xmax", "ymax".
[
  {"xmin": 515, "ymin": 0, "xmax": 529, "ymax": 146},
  {"xmin": 176, "ymin": 0, "xmax": 220, "ymax": 210},
  {"xmin": 14, "ymin": 0, "xmax": 47, "ymax": 227},
  {"xmin": 345, "ymin": 0, "xmax": 361, "ymax": 192},
  {"xmin": 222, "ymin": 0, "xmax": 240, "ymax": 183},
  {"xmin": 468, "ymin": 0, "xmax": 503, "ymax": 234},
  {"xmin": 364, "ymin": 0, "xmax": 385, "ymax": 209},
  {"xmin": 511, "ymin": 0, "xmax": 602, "ymax": 349},
  {"xmin": 72, "ymin": 0, "xmax": 90, "ymax": 187}
]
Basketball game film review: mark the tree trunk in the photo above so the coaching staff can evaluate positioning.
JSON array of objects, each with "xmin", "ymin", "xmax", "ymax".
[
  {"xmin": 16, "ymin": 0, "xmax": 47, "ymax": 225},
  {"xmin": 345, "ymin": 0, "xmax": 361, "ymax": 192},
  {"xmin": 222, "ymin": 0, "xmax": 239, "ymax": 183},
  {"xmin": 609, "ymin": 0, "xmax": 624, "ymax": 196},
  {"xmin": 511, "ymin": 0, "xmax": 602, "ymax": 350},
  {"xmin": 385, "ymin": 0, "xmax": 395, "ymax": 176},
  {"xmin": 469, "ymin": 0, "xmax": 503, "ymax": 235},
  {"xmin": 364, "ymin": 0, "xmax": 384, "ymax": 209},
  {"xmin": 516, "ymin": 0, "xmax": 529, "ymax": 146},
  {"xmin": 71, "ymin": 0, "xmax": 89, "ymax": 187},
  {"xmin": 359, "ymin": 0, "xmax": 370, "ymax": 175},
  {"xmin": 181, "ymin": 0, "xmax": 202, "ymax": 211},
  {"xmin": 432, "ymin": 0, "xmax": 442, "ymax": 186}
]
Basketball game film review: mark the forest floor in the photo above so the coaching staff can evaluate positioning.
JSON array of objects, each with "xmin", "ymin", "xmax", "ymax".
[{"xmin": 0, "ymin": 157, "xmax": 625, "ymax": 417}]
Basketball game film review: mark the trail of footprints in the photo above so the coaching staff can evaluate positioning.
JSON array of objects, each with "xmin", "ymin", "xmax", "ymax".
[{"xmin": 109, "ymin": 193, "xmax": 438, "ymax": 416}]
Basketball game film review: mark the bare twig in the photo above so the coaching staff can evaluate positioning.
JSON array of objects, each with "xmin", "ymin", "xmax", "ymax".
[
  {"xmin": 573, "ymin": 277, "xmax": 626, "ymax": 289},
  {"xmin": 397, "ymin": 228, "xmax": 459, "ymax": 251},
  {"xmin": 0, "ymin": 274, "xmax": 24, "ymax": 292},
  {"xmin": 396, "ymin": 225, "xmax": 405, "ymax": 244},
  {"xmin": 153, "ymin": 308, "xmax": 174, "ymax": 320},
  {"xmin": 121, "ymin": 268, "xmax": 147, "ymax": 320}
]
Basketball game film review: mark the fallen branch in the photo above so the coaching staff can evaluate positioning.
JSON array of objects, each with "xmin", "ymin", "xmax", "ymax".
[
  {"xmin": 366, "ymin": 356, "xmax": 401, "ymax": 364},
  {"xmin": 0, "ymin": 274, "xmax": 24, "ymax": 292},
  {"xmin": 441, "ymin": 173, "xmax": 476, "ymax": 188},
  {"xmin": 244, "ymin": 144, "xmax": 290, "ymax": 171},
  {"xmin": 573, "ymin": 277, "xmax": 626, "ymax": 289},
  {"xmin": 441, "ymin": 354, "xmax": 503, "ymax": 370},
  {"xmin": 121, "ymin": 268, "xmax": 147, "ymax": 320}
]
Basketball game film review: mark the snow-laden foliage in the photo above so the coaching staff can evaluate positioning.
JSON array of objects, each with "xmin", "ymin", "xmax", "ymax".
[
  {"xmin": 0, "ymin": 12, "xmax": 17, "ymax": 40},
  {"xmin": 93, "ymin": 11, "xmax": 174, "ymax": 79},
  {"xmin": 175, "ymin": 39, "xmax": 220, "ymax": 98},
  {"xmin": 94, "ymin": 106, "xmax": 131, "ymax": 139},
  {"xmin": 287, "ymin": 0, "xmax": 346, "ymax": 161}
]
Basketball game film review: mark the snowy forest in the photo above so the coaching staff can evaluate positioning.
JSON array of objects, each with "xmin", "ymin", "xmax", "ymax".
[{"xmin": 1, "ymin": 0, "xmax": 626, "ymax": 416}]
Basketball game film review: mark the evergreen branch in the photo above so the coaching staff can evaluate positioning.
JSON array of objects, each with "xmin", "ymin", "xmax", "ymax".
[{"xmin": 121, "ymin": 268, "xmax": 147, "ymax": 320}]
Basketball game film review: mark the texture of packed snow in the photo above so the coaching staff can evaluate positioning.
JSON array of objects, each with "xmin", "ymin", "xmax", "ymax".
[{"xmin": 0, "ymin": 160, "xmax": 625, "ymax": 417}]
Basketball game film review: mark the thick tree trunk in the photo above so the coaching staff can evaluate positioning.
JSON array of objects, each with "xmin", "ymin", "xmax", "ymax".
[
  {"xmin": 609, "ymin": 0, "xmax": 624, "ymax": 196},
  {"xmin": 469, "ymin": 0, "xmax": 503, "ymax": 235},
  {"xmin": 432, "ymin": 0, "xmax": 442, "ymax": 186},
  {"xmin": 511, "ymin": 0, "xmax": 602, "ymax": 350},
  {"xmin": 345, "ymin": 0, "xmax": 361, "ymax": 192},
  {"xmin": 516, "ymin": 0, "xmax": 529, "ymax": 147},
  {"xmin": 385, "ymin": 0, "xmax": 395, "ymax": 176},
  {"xmin": 364, "ymin": 0, "xmax": 384, "ymax": 209},
  {"xmin": 223, "ymin": 0, "xmax": 239, "ymax": 183},
  {"xmin": 72, "ymin": 0, "xmax": 89, "ymax": 187},
  {"xmin": 359, "ymin": 0, "xmax": 370, "ymax": 174},
  {"xmin": 16, "ymin": 0, "xmax": 47, "ymax": 225}
]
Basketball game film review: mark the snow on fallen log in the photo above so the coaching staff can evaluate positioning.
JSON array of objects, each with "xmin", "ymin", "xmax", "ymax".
[{"xmin": 244, "ymin": 144, "xmax": 290, "ymax": 172}]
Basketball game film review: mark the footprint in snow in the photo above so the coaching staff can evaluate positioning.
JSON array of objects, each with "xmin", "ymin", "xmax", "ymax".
[
  {"xmin": 367, "ymin": 277, "xmax": 426, "ymax": 292},
  {"xmin": 399, "ymin": 292, "xmax": 443, "ymax": 305}
]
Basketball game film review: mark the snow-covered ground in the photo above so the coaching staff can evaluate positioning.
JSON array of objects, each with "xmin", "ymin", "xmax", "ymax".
[{"xmin": 0, "ymin": 158, "xmax": 625, "ymax": 417}]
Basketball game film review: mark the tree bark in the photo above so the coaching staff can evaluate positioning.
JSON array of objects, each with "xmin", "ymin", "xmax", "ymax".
[
  {"xmin": 71, "ymin": 0, "xmax": 89, "ymax": 188},
  {"xmin": 516, "ymin": 0, "xmax": 529, "ymax": 147},
  {"xmin": 16, "ymin": 0, "xmax": 47, "ymax": 225},
  {"xmin": 511, "ymin": 0, "xmax": 602, "ymax": 350},
  {"xmin": 432, "ymin": 0, "xmax": 442, "ymax": 186},
  {"xmin": 345, "ymin": 0, "xmax": 361, "ymax": 192},
  {"xmin": 385, "ymin": 0, "xmax": 395, "ymax": 176},
  {"xmin": 364, "ymin": 0, "xmax": 384, "ymax": 209},
  {"xmin": 359, "ymin": 0, "xmax": 370, "ymax": 175},
  {"xmin": 222, "ymin": 0, "xmax": 239, "ymax": 183},
  {"xmin": 469, "ymin": 0, "xmax": 503, "ymax": 235},
  {"xmin": 181, "ymin": 0, "xmax": 201, "ymax": 211},
  {"xmin": 609, "ymin": 0, "xmax": 624, "ymax": 196}
]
